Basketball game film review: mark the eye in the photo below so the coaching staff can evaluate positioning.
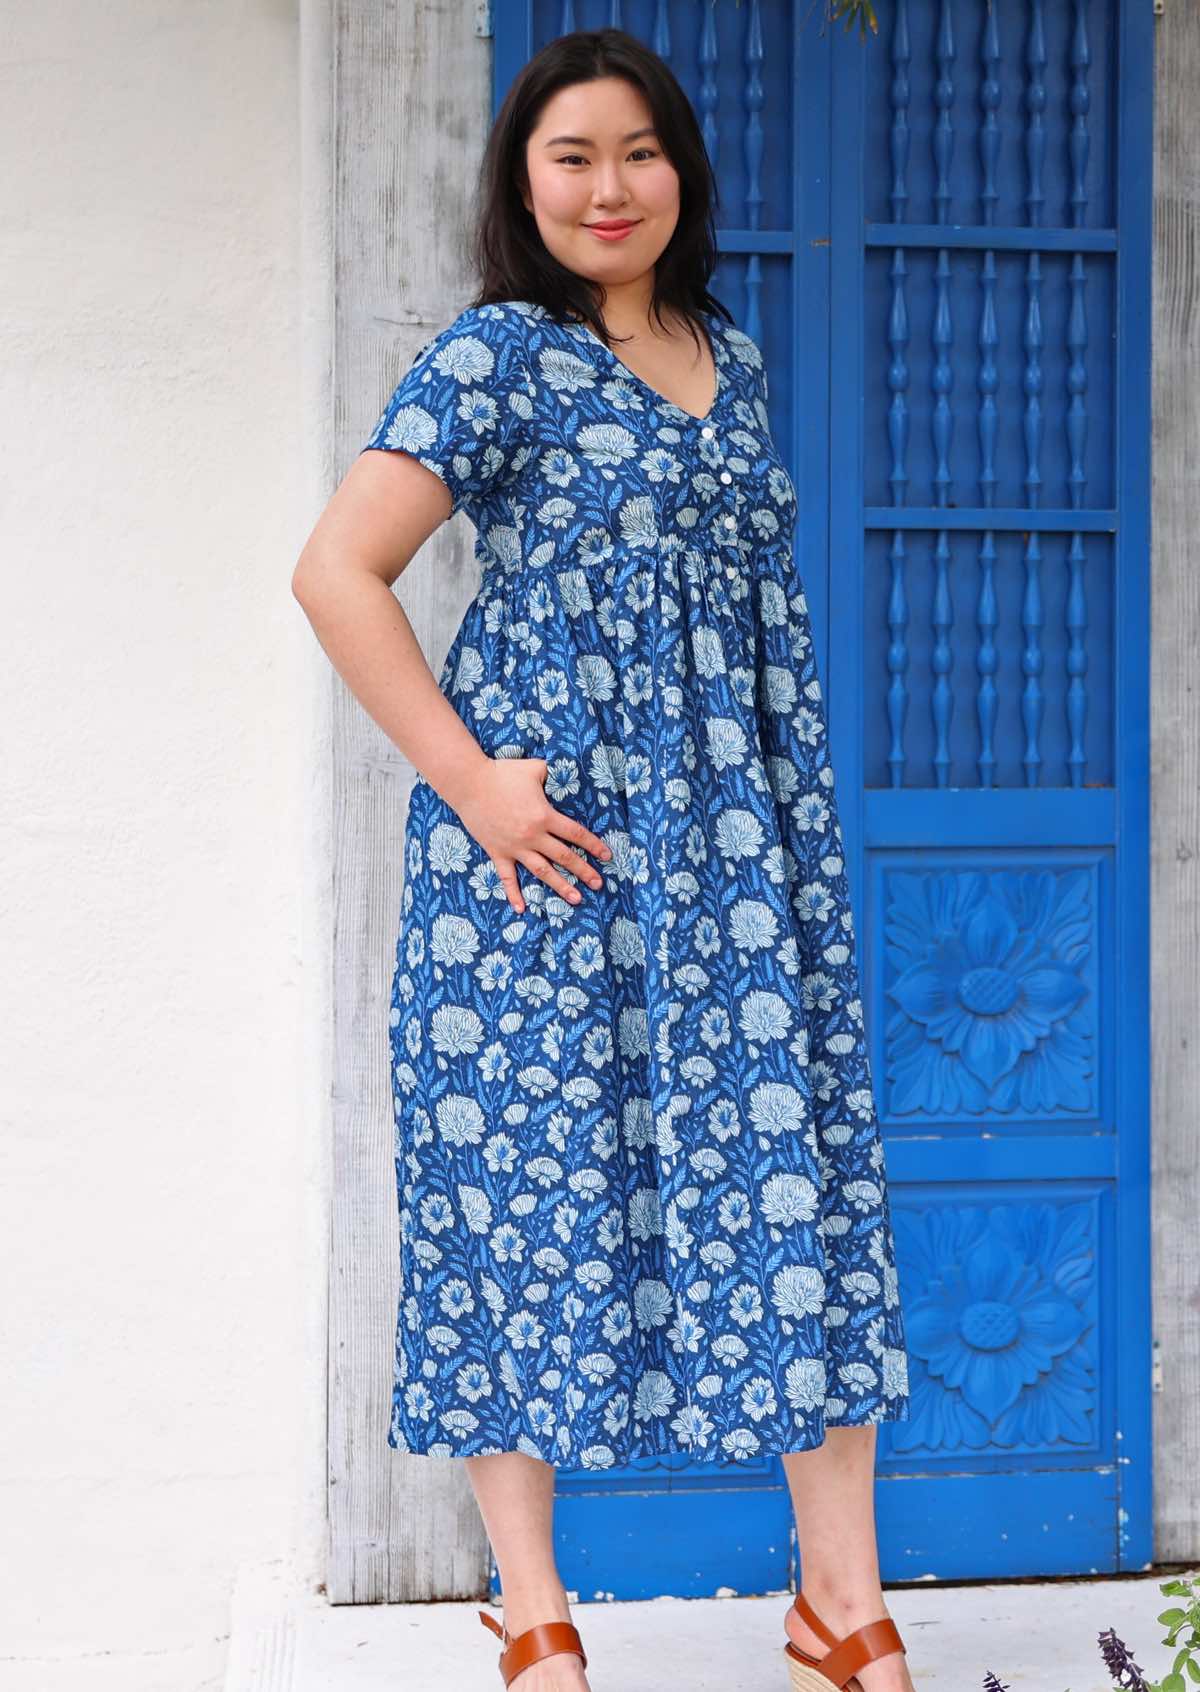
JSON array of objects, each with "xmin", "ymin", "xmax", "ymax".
[{"xmin": 554, "ymin": 148, "xmax": 660, "ymax": 166}]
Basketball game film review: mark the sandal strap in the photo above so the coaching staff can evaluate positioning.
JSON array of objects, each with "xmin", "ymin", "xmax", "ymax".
[
  {"xmin": 791, "ymin": 1591, "xmax": 841, "ymax": 1650},
  {"xmin": 478, "ymin": 1610, "xmax": 587, "ymax": 1687},
  {"xmin": 817, "ymin": 1617, "xmax": 906, "ymax": 1687}
]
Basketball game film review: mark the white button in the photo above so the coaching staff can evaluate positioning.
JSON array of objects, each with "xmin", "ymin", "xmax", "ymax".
[
  {"xmin": 720, "ymin": 471, "xmax": 733, "ymax": 484},
  {"xmin": 701, "ymin": 426, "xmax": 714, "ymax": 439},
  {"xmin": 726, "ymin": 565, "xmax": 738, "ymax": 578},
  {"xmin": 724, "ymin": 515, "xmax": 736, "ymax": 529}
]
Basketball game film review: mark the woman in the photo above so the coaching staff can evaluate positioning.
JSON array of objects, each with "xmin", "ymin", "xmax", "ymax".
[{"xmin": 293, "ymin": 26, "xmax": 914, "ymax": 1692}]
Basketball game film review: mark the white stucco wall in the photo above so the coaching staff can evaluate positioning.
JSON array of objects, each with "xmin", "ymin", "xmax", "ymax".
[{"xmin": 0, "ymin": 3, "xmax": 332, "ymax": 1687}]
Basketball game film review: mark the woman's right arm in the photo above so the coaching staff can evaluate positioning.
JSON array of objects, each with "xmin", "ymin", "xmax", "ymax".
[{"xmin": 290, "ymin": 447, "xmax": 612, "ymax": 915}]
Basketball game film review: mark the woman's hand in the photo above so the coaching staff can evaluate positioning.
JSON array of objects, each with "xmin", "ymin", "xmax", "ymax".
[{"xmin": 450, "ymin": 756, "xmax": 612, "ymax": 915}]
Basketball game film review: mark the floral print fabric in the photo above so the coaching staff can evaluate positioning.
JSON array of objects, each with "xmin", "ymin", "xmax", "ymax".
[{"xmin": 361, "ymin": 299, "xmax": 911, "ymax": 1468}]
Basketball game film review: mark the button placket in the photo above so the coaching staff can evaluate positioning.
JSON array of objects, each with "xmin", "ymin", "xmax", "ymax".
[
  {"xmin": 723, "ymin": 478, "xmax": 749, "ymax": 581},
  {"xmin": 694, "ymin": 423, "xmax": 743, "ymax": 604}
]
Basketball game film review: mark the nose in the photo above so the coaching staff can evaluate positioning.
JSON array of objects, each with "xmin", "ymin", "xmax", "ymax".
[{"xmin": 591, "ymin": 162, "xmax": 632, "ymax": 208}]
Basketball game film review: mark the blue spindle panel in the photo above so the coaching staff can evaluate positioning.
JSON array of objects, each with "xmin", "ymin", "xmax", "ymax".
[
  {"xmin": 862, "ymin": 0, "xmax": 1116, "ymax": 229},
  {"xmin": 863, "ymin": 249, "xmax": 1115, "ymax": 514},
  {"xmin": 862, "ymin": 528, "xmax": 1114, "ymax": 790},
  {"xmin": 497, "ymin": 0, "xmax": 1152, "ymax": 1595}
]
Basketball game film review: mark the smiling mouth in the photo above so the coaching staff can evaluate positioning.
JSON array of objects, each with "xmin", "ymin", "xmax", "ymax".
[{"xmin": 585, "ymin": 220, "xmax": 640, "ymax": 231}]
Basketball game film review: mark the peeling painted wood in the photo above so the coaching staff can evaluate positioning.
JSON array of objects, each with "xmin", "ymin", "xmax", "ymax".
[
  {"xmin": 1150, "ymin": 0, "xmax": 1200, "ymax": 1565},
  {"xmin": 328, "ymin": 0, "xmax": 496, "ymax": 1607}
]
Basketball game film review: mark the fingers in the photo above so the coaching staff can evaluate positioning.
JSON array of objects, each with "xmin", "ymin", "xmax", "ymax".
[
  {"xmin": 518, "ymin": 849, "xmax": 586, "ymax": 906},
  {"xmin": 538, "ymin": 831, "xmax": 606, "ymax": 892},
  {"xmin": 490, "ymin": 789, "xmax": 613, "ymax": 915},
  {"xmin": 491, "ymin": 851, "xmax": 587, "ymax": 915},
  {"xmin": 494, "ymin": 858, "xmax": 526, "ymax": 914},
  {"xmin": 492, "ymin": 830, "xmax": 612, "ymax": 914},
  {"xmin": 545, "ymin": 806, "xmax": 613, "ymax": 870}
]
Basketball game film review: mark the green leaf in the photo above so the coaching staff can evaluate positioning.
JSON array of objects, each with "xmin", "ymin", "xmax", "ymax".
[
  {"xmin": 1161, "ymin": 1611, "xmax": 1189, "ymax": 1627},
  {"xmin": 1184, "ymin": 1656, "xmax": 1200, "ymax": 1683},
  {"xmin": 825, "ymin": 0, "xmax": 879, "ymax": 37},
  {"xmin": 1163, "ymin": 1673, "xmax": 1188, "ymax": 1692}
]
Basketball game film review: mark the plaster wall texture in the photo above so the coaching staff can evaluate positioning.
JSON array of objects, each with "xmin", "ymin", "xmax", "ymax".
[{"xmin": 0, "ymin": 3, "xmax": 333, "ymax": 1686}]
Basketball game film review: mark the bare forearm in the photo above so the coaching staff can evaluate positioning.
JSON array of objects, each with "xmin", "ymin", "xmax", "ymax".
[{"xmin": 294, "ymin": 566, "xmax": 489, "ymax": 812}]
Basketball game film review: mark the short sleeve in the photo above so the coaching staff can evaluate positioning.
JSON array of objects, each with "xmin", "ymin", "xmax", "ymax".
[
  {"xmin": 727, "ymin": 323, "xmax": 770, "ymax": 418},
  {"xmin": 359, "ymin": 304, "xmax": 533, "ymax": 519},
  {"xmin": 748, "ymin": 338, "xmax": 769, "ymax": 407}
]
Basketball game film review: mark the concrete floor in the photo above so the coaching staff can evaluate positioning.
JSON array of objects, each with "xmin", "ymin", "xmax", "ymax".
[{"xmin": 225, "ymin": 1562, "xmax": 1194, "ymax": 1692}]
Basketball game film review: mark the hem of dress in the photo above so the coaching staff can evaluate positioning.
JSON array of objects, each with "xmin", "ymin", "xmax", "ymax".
[{"xmin": 385, "ymin": 1398, "xmax": 912, "ymax": 1469}]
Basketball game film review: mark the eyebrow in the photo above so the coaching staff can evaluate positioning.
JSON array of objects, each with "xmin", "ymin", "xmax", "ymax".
[{"xmin": 542, "ymin": 127, "xmax": 658, "ymax": 147}]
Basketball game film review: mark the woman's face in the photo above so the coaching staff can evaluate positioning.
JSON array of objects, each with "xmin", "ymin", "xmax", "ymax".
[{"xmin": 521, "ymin": 76, "xmax": 681, "ymax": 292}]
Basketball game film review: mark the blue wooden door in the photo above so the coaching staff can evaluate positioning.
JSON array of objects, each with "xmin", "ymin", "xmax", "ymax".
[{"xmin": 492, "ymin": 0, "xmax": 1153, "ymax": 1596}]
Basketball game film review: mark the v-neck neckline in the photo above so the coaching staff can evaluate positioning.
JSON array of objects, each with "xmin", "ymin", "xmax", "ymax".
[{"xmin": 570, "ymin": 309, "xmax": 723, "ymax": 426}]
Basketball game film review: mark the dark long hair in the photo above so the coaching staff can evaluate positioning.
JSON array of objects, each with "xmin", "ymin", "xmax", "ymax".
[{"xmin": 467, "ymin": 27, "xmax": 732, "ymax": 355}]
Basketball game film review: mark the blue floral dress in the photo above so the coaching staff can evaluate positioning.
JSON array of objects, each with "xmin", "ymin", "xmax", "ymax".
[{"xmin": 361, "ymin": 298, "xmax": 911, "ymax": 1468}]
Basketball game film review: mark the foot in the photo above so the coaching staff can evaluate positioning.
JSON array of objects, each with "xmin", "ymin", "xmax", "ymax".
[
  {"xmin": 784, "ymin": 1592, "xmax": 915, "ymax": 1692},
  {"xmin": 504, "ymin": 1644, "xmax": 590, "ymax": 1692},
  {"xmin": 496, "ymin": 1607, "xmax": 590, "ymax": 1692}
]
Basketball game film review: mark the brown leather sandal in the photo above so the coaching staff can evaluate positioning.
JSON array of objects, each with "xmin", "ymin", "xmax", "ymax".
[
  {"xmin": 478, "ymin": 1608, "xmax": 588, "ymax": 1688},
  {"xmin": 783, "ymin": 1590, "xmax": 907, "ymax": 1691}
]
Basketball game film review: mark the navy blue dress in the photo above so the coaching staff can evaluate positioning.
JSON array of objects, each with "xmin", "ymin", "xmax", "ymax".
[{"xmin": 361, "ymin": 299, "xmax": 911, "ymax": 1468}]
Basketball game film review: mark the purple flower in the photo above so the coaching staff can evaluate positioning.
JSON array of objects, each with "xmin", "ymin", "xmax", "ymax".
[{"xmin": 1097, "ymin": 1627, "xmax": 1150, "ymax": 1692}]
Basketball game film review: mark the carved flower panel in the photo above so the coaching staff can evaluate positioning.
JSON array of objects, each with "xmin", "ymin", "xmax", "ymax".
[
  {"xmin": 880, "ymin": 866, "xmax": 1098, "ymax": 1119},
  {"xmin": 886, "ymin": 1194, "xmax": 1101, "ymax": 1457}
]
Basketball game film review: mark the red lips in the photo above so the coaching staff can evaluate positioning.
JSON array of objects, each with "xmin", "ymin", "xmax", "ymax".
[{"xmin": 586, "ymin": 220, "xmax": 639, "ymax": 231}]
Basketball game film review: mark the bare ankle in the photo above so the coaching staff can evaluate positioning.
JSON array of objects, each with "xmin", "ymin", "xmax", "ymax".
[
  {"xmin": 498, "ymin": 1579, "xmax": 572, "ymax": 1636},
  {"xmin": 798, "ymin": 1581, "xmax": 890, "ymax": 1622}
]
